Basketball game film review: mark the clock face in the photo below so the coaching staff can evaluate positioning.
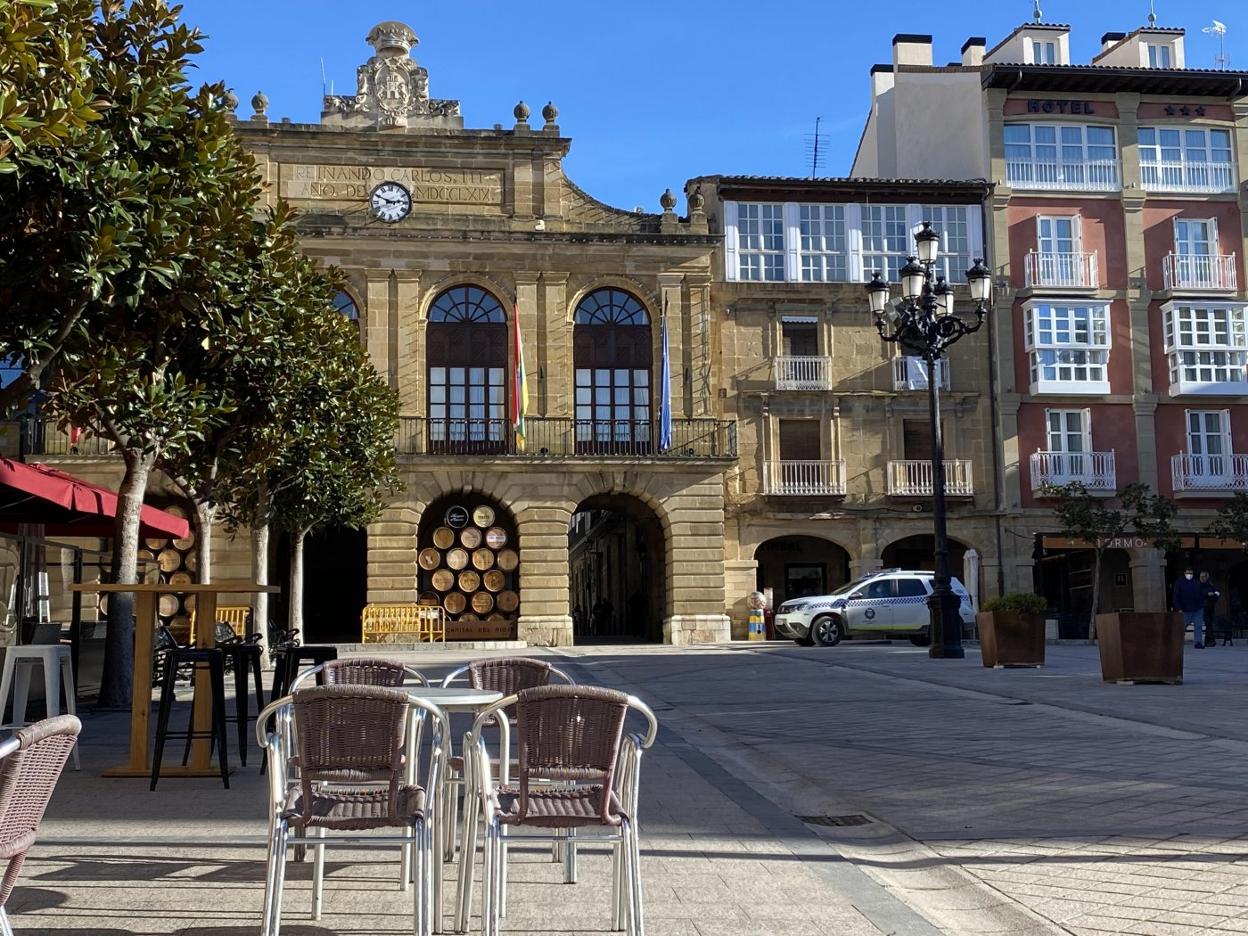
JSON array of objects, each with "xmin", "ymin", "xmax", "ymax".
[{"xmin": 369, "ymin": 181, "xmax": 412, "ymax": 223}]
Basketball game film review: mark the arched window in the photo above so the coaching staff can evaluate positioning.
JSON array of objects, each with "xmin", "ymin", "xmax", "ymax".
[
  {"xmin": 573, "ymin": 288, "xmax": 652, "ymax": 452},
  {"xmin": 332, "ymin": 291, "xmax": 359, "ymax": 321},
  {"xmin": 426, "ymin": 285, "xmax": 508, "ymax": 453}
]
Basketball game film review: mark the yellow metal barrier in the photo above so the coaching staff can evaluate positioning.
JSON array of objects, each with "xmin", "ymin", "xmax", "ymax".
[
  {"xmin": 189, "ymin": 605, "xmax": 252, "ymax": 642},
  {"xmin": 361, "ymin": 603, "xmax": 446, "ymax": 644}
]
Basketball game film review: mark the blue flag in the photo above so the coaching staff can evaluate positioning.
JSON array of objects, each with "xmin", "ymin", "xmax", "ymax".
[{"xmin": 659, "ymin": 309, "xmax": 672, "ymax": 452}]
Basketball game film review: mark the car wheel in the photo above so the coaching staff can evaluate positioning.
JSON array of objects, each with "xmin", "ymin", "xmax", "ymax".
[
  {"xmin": 909, "ymin": 630, "xmax": 931, "ymax": 647},
  {"xmin": 811, "ymin": 615, "xmax": 844, "ymax": 647}
]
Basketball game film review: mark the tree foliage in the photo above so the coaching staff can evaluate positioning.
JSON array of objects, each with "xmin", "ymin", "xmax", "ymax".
[{"xmin": 1208, "ymin": 492, "xmax": 1248, "ymax": 548}]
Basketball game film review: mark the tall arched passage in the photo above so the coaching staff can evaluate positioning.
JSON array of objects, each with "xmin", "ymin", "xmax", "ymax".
[
  {"xmin": 754, "ymin": 536, "xmax": 850, "ymax": 608},
  {"xmin": 573, "ymin": 288, "xmax": 652, "ymax": 454},
  {"xmin": 880, "ymin": 535, "xmax": 970, "ymax": 579},
  {"xmin": 418, "ymin": 491, "xmax": 519, "ymax": 640},
  {"xmin": 568, "ymin": 493, "xmax": 665, "ymax": 643},
  {"xmin": 426, "ymin": 285, "xmax": 508, "ymax": 453}
]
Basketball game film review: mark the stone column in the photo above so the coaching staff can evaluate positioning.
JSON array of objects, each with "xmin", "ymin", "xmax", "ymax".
[
  {"xmin": 394, "ymin": 270, "xmax": 422, "ymax": 414},
  {"xmin": 364, "ymin": 272, "xmax": 391, "ymax": 381},
  {"xmin": 515, "ymin": 505, "xmax": 573, "ymax": 646},
  {"xmin": 657, "ymin": 273, "xmax": 687, "ymax": 418},
  {"xmin": 1130, "ymin": 547, "xmax": 1168, "ymax": 613},
  {"xmin": 664, "ymin": 477, "xmax": 730, "ymax": 644},
  {"xmin": 366, "ymin": 506, "xmax": 419, "ymax": 604},
  {"xmin": 541, "ymin": 273, "xmax": 571, "ymax": 416}
]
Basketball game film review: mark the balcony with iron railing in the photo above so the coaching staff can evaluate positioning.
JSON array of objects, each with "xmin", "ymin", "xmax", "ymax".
[
  {"xmin": 892, "ymin": 357, "xmax": 950, "ymax": 392},
  {"xmin": 763, "ymin": 460, "xmax": 846, "ymax": 496},
  {"xmin": 886, "ymin": 459, "xmax": 974, "ymax": 497},
  {"xmin": 1006, "ymin": 158, "xmax": 1120, "ymax": 192},
  {"xmin": 1171, "ymin": 452, "xmax": 1248, "ymax": 495},
  {"xmin": 1024, "ymin": 250, "xmax": 1099, "ymax": 290},
  {"xmin": 1030, "ymin": 450, "xmax": 1116, "ymax": 494},
  {"xmin": 396, "ymin": 416, "xmax": 737, "ymax": 460},
  {"xmin": 772, "ymin": 355, "xmax": 832, "ymax": 391},
  {"xmin": 1142, "ymin": 160, "xmax": 1237, "ymax": 194},
  {"xmin": 1162, "ymin": 252, "xmax": 1238, "ymax": 293},
  {"xmin": 0, "ymin": 418, "xmax": 114, "ymax": 457}
]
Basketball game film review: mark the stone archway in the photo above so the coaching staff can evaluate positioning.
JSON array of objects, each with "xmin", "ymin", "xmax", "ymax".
[
  {"xmin": 754, "ymin": 536, "xmax": 851, "ymax": 608},
  {"xmin": 881, "ymin": 534, "xmax": 971, "ymax": 580},
  {"xmin": 417, "ymin": 491, "xmax": 519, "ymax": 640},
  {"xmin": 568, "ymin": 493, "xmax": 665, "ymax": 643}
]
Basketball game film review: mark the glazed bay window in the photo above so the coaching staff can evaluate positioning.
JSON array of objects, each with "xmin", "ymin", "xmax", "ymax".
[
  {"xmin": 1004, "ymin": 123, "xmax": 1119, "ymax": 191},
  {"xmin": 1139, "ymin": 127, "xmax": 1235, "ymax": 193},
  {"xmin": 1024, "ymin": 301, "xmax": 1111, "ymax": 394},
  {"xmin": 1162, "ymin": 303, "xmax": 1248, "ymax": 395},
  {"xmin": 735, "ymin": 202, "xmax": 784, "ymax": 281},
  {"xmin": 724, "ymin": 202, "xmax": 982, "ymax": 284}
]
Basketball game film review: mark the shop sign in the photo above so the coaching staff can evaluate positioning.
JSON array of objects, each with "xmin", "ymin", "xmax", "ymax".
[
  {"xmin": 444, "ymin": 505, "xmax": 470, "ymax": 529},
  {"xmin": 1040, "ymin": 535, "xmax": 1148, "ymax": 550},
  {"xmin": 1026, "ymin": 99, "xmax": 1097, "ymax": 115}
]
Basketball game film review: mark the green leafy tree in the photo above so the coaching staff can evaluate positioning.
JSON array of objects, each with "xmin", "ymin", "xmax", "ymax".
[
  {"xmin": 1208, "ymin": 492, "xmax": 1248, "ymax": 549},
  {"xmin": 2, "ymin": 1, "xmax": 268, "ymax": 707},
  {"xmin": 1046, "ymin": 482, "xmax": 1179, "ymax": 639}
]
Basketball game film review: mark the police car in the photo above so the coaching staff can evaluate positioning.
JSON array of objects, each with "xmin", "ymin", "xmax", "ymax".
[{"xmin": 773, "ymin": 569, "xmax": 976, "ymax": 647}]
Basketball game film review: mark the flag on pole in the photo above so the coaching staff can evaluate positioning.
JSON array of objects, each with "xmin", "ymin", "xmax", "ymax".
[
  {"xmin": 511, "ymin": 304, "xmax": 529, "ymax": 449},
  {"xmin": 659, "ymin": 299, "xmax": 673, "ymax": 452}
]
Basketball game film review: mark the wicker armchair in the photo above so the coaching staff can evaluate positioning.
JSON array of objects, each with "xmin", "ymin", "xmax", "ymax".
[
  {"xmin": 441, "ymin": 658, "xmax": 574, "ymax": 870},
  {"xmin": 467, "ymin": 686, "xmax": 657, "ymax": 936},
  {"xmin": 0, "ymin": 715, "xmax": 81, "ymax": 935},
  {"xmin": 256, "ymin": 685, "xmax": 448, "ymax": 936},
  {"xmin": 290, "ymin": 657, "xmax": 429, "ymax": 692}
]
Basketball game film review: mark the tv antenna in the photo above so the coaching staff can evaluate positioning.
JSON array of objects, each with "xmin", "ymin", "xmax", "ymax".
[
  {"xmin": 804, "ymin": 117, "xmax": 825, "ymax": 179},
  {"xmin": 1203, "ymin": 20, "xmax": 1230, "ymax": 68}
]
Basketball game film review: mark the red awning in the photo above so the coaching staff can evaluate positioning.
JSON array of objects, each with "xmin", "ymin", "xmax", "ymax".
[{"xmin": 0, "ymin": 457, "xmax": 190, "ymax": 539}]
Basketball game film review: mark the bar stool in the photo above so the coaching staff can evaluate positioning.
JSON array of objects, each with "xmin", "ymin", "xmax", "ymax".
[
  {"xmin": 150, "ymin": 647, "xmax": 229, "ymax": 791},
  {"xmin": 269, "ymin": 645, "xmax": 338, "ymax": 703},
  {"xmin": 0, "ymin": 645, "xmax": 79, "ymax": 770},
  {"xmin": 217, "ymin": 642, "xmax": 266, "ymax": 767}
]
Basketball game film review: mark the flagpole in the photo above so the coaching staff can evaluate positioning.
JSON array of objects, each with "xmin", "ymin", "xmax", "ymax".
[{"xmin": 659, "ymin": 297, "xmax": 673, "ymax": 453}]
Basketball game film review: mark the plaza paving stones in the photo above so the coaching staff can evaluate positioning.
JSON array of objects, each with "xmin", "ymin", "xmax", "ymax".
[{"xmin": 16, "ymin": 642, "xmax": 1248, "ymax": 934}]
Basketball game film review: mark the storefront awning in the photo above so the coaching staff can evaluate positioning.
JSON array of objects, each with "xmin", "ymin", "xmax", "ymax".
[{"xmin": 0, "ymin": 457, "xmax": 190, "ymax": 539}]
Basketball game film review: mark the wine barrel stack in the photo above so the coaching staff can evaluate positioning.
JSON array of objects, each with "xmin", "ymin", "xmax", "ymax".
[
  {"xmin": 133, "ymin": 502, "xmax": 198, "ymax": 642},
  {"xmin": 417, "ymin": 501, "xmax": 519, "ymax": 638}
]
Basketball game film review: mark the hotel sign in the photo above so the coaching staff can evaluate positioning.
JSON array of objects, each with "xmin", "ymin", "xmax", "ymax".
[
  {"xmin": 279, "ymin": 164, "xmax": 503, "ymax": 206},
  {"xmin": 1026, "ymin": 99, "xmax": 1097, "ymax": 115}
]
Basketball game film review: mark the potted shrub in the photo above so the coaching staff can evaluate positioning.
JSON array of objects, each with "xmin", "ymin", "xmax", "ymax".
[
  {"xmin": 978, "ymin": 593, "xmax": 1047, "ymax": 667},
  {"xmin": 1047, "ymin": 482, "xmax": 1183, "ymax": 684}
]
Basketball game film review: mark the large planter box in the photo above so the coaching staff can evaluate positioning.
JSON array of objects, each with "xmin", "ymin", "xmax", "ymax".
[
  {"xmin": 977, "ymin": 611, "xmax": 1045, "ymax": 667},
  {"xmin": 1095, "ymin": 612, "xmax": 1184, "ymax": 684}
]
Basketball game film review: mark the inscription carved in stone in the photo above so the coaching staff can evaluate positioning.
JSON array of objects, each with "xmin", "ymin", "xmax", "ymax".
[{"xmin": 279, "ymin": 164, "xmax": 503, "ymax": 206}]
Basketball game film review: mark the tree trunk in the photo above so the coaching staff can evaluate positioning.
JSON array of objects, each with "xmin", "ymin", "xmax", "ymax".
[
  {"xmin": 288, "ymin": 527, "xmax": 307, "ymax": 635},
  {"xmin": 1088, "ymin": 548, "xmax": 1104, "ymax": 642},
  {"xmin": 251, "ymin": 493, "xmax": 271, "ymax": 667},
  {"xmin": 97, "ymin": 451, "xmax": 154, "ymax": 710},
  {"xmin": 192, "ymin": 500, "xmax": 214, "ymax": 584}
]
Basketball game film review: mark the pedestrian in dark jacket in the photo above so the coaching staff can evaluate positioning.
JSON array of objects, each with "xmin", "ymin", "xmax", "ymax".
[
  {"xmin": 1199, "ymin": 572, "xmax": 1220, "ymax": 648},
  {"xmin": 1173, "ymin": 568, "xmax": 1206, "ymax": 648}
]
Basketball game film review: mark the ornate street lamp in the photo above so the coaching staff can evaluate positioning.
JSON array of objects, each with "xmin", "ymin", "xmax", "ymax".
[{"xmin": 866, "ymin": 222, "xmax": 992, "ymax": 659}]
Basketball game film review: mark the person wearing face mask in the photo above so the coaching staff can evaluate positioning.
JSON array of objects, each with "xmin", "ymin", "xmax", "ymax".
[{"xmin": 1173, "ymin": 568, "xmax": 1206, "ymax": 649}]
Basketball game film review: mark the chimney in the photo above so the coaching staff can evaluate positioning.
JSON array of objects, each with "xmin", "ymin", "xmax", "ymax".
[
  {"xmin": 961, "ymin": 37, "xmax": 986, "ymax": 66},
  {"xmin": 892, "ymin": 33, "xmax": 933, "ymax": 67},
  {"xmin": 1100, "ymin": 31, "xmax": 1126, "ymax": 52}
]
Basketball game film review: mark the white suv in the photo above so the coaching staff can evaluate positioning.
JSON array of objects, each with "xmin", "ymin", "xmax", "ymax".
[{"xmin": 773, "ymin": 569, "xmax": 975, "ymax": 647}]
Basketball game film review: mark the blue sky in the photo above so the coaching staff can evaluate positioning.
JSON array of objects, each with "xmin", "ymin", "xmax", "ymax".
[{"xmin": 181, "ymin": 1, "xmax": 1245, "ymax": 211}]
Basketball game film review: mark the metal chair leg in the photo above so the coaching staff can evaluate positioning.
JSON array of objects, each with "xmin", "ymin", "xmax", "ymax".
[
  {"xmin": 625, "ymin": 817, "xmax": 644, "ymax": 936},
  {"xmin": 563, "ymin": 827, "xmax": 577, "ymax": 883},
  {"xmin": 312, "ymin": 826, "xmax": 326, "ymax": 919},
  {"xmin": 455, "ymin": 776, "xmax": 479, "ymax": 934}
]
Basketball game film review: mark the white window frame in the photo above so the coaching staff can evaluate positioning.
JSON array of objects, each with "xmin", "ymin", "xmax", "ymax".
[
  {"xmin": 796, "ymin": 204, "xmax": 848, "ymax": 283},
  {"xmin": 1004, "ymin": 123, "xmax": 1120, "ymax": 191},
  {"xmin": 733, "ymin": 202, "xmax": 785, "ymax": 282},
  {"xmin": 1138, "ymin": 126, "xmax": 1236, "ymax": 193},
  {"xmin": 723, "ymin": 200, "xmax": 983, "ymax": 285},
  {"xmin": 1174, "ymin": 217, "xmax": 1217, "ymax": 257},
  {"xmin": 1147, "ymin": 43, "xmax": 1172, "ymax": 69},
  {"xmin": 1029, "ymin": 39, "xmax": 1057, "ymax": 65},
  {"xmin": 1045, "ymin": 408, "xmax": 1091, "ymax": 454},
  {"xmin": 1023, "ymin": 300, "xmax": 1112, "ymax": 394},
  {"xmin": 1162, "ymin": 301, "xmax": 1248, "ymax": 395}
]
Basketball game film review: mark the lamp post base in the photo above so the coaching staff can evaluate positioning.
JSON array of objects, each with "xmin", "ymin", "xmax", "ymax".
[{"xmin": 927, "ymin": 589, "xmax": 966, "ymax": 659}]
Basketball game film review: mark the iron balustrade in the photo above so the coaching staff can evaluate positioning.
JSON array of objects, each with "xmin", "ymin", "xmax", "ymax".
[
  {"xmin": 892, "ymin": 356, "xmax": 950, "ymax": 391},
  {"xmin": 1162, "ymin": 253, "xmax": 1238, "ymax": 292},
  {"xmin": 1006, "ymin": 158, "xmax": 1120, "ymax": 192},
  {"xmin": 396, "ymin": 415, "xmax": 737, "ymax": 459},
  {"xmin": 772, "ymin": 355, "xmax": 832, "ymax": 390},
  {"xmin": 763, "ymin": 460, "xmax": 846, "ymax": 496},
  {"xmin": 1024, "ymin": 250, "xmax": 1099, "ymax": 289},
  {"xmin": 1031, "ymin": 450, "xmax": 1116, "ymax": 492},
  {"xmin": 1142, "ymin": 160, "xmax": 1236, "ymax": 194},
  {"xmin": 1171, "ymin": 452, "xmax": 1248, "ymax": 492},
  {"xmin": 887, "ymin": 459, "xmax": 974, "ymax": 497},
  {"xmin": 0, "ymin": 419, "xmax": 114, "ymax": 457}
]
